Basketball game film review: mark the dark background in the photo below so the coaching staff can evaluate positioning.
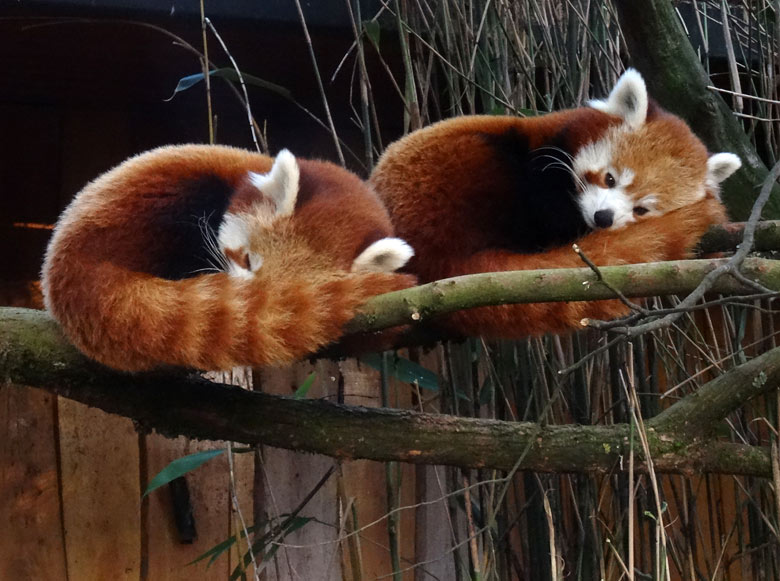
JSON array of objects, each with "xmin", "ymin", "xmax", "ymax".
[{"xmin": 0, "ymin": 0, "xmax": 404, "ymax": 292}]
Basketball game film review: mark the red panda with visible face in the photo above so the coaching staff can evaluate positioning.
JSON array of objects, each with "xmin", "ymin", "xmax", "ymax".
[
  {"xmin": 41, "ymin": 145, "xmax": 416, "ymax": 371},
  {"xmin": 370, "ymin": 69, "xmax": 741, "ymax": 338}
]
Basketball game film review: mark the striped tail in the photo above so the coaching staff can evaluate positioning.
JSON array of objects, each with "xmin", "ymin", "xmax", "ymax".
[{"xmin": 43, "ymin": 257, "xmax": 414, "ymax": 372}]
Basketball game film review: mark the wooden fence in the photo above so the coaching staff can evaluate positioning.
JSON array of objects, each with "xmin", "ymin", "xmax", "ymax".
[{"xmin": 2, "ymin": 342, "xmax": 761, "ymax": 580}]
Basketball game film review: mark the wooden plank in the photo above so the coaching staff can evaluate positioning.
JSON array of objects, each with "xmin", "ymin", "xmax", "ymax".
[
  {"xmin": 412, "ymin": 347, "xmax": 459, "ymax": 581},
  {"xmin": 144, "ymin": 434, "xmax": 230, "ymax": 581},
  {"xmin": 413, "ymin": 465, "xmax": 458, "ymax": 581},
  {"xmin": 144, "ymin": 367, "xmax": 255, "ymax": 580},
  {"xmin": 256, "ymin": 361, "xmax": 343, "ymax": 580},
  {"xmin": 0, "ymin": 385, "xmax": 68, "ymax": 580},
  {"xmin": 58, "ymin": 398, "xmax": 141, "ymax": 580},
  {"xmin": 339, "ymin": 358, "xmax": 417, "ymax": 581}
]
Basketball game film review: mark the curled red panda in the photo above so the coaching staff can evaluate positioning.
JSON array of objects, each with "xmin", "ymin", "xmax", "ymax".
[
  {"xmin": 370, "ymin": 69, "xmax": 741, "ymax": 338},
  {"xmin": 42, "ymin": 145, "xmax": 416, "ymax": 371}
]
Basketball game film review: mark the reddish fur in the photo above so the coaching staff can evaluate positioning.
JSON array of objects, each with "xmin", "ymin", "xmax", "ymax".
[
  {"xmin": 42, "ymin": 145, "xmax": 414, "ymax": 371},
  {"xmin": 370, "ymin": 111, "xmax": 621, "ymax": 267},
  {"xmin": 443, "ymin": 197, "xmax": 725, "ymax": 337},
  {"xmin": 370, "ymin": 108, "xmax": 728, "ymax": 339}
]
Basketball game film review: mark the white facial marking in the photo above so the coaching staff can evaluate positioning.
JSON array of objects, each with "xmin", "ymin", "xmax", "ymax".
[
  {"xmin": 572, "ymin": 137, "xmax": 613, "ymax": 178},
  {"xmin": 227, "ymin": 260, "xmax": 253, "ymax": 279},
  {"xmin": 587, "ymin": 68, "xmax": 648, "ymax": 130},
  {"xmin": 217, "ymin": 213, "xmax": 265, "ymax": 278},
  {"xmin": 218, "ymin": 213, "xmax": 250, "ymax": 253},
  {"xmin": 352, "ymin": 237, "xmax": 414, "ymax": 273},
  {"xmin": 572, "ymin": 131, "xmax": 639, "ymax": 229},
  {"xmin": 248, "ymin": 148, "xmax": 300, "ymax": 217},
  {"xmin": 619, "ymin": 168, "xmax": 635, "ymax": 187},
  {"xmin": 578, "ymin": 187, "xmax": 635, "ymax": 229}
]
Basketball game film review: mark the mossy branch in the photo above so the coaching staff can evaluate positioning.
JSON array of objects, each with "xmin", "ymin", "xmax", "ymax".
[
  {"xmin": 347, "ymin": 256, "xmax": 780, "ymax": 334},
  {"xmin": 1, "ymin": 304, "xmax": 778, "ymax": 477}
]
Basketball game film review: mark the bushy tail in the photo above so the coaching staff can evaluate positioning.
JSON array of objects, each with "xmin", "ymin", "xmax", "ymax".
[
  {"xmin": 436, "ymin": 196, "xmax": 725, "ymax": 338},
  {"xmin": 43, "ymin": 256, "xmax": 414, "ymax": 371}
]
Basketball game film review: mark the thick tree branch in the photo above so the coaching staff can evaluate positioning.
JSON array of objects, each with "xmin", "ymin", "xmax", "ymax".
[
  {"xmin": 347, "ymin": 257, "xmax": 780, "ymax": 334},
  {"xmin": 0, "ymin": 307, "xmax": 777, "ymax": 477}
]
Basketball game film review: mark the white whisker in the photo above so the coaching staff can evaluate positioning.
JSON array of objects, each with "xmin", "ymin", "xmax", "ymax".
[
  {"xmin": 533, "ymin": 152, "xmax": 586, "ymax": 191},
  {"xmin": 197, "ymin": 213, "xmax": 230, "ymax": 273}
]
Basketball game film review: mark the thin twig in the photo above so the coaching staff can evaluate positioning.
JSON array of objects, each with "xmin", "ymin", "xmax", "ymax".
[
  {"xmin": 198, "ymin": 0, "xmax": 214, "ymax": 144},
  {"xmin": 204, "ymin": 18, "xmax": 266, "ymax": 153},
  {"xmin": 292, "ymin": 0, "xmax": 345, "ymax": 165},
  {"xmin": 574, "ymin": 243, "xmax": 648, "ymax": 314},
  {"xmin": 558, "ymin": 335, "xmax": 625, "ymax": 376},
  {"xmin": 227, "ymin": 441, "xmax": 260, "ymax": 581}
]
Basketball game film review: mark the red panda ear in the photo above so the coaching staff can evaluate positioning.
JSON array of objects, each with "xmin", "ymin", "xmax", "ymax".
[
  {"xmin": 352, "ymin": 238, "xmax": 415, "ymax": 273},
  {"xmin": 706, "ymin": 153, "xmax": 742, "ymax": 185},
  {"xmin": 248, "ymin": 149, "xmax": 300, "ymax": 217},
  {"xmin": 588, "ymin": 68, "xmax": 648, "ymax": 130}
]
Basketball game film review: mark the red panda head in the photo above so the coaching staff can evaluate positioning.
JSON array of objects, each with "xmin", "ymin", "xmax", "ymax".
[
  {"xmin": 572, "ymin": 69, "xmax": 741, "ymax": 229},
  {"xmin": 217, "ymin": 150, "xmax": 414, "ymax": 279}
]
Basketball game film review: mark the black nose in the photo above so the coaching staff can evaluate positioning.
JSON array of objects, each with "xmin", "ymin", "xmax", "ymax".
[{"xmin": 593, "ymin": 209, "xmax": 614, "ymax": 228}]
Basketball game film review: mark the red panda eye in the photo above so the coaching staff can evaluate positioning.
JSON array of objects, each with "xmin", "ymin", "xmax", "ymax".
[
  {"xmin": 605, "ymin": 172, "xmax": 616, "ymax": 188},
  {"xmin": 633, "ymin": 206, "xmax": 649, "ymax": 216},
  {"xmin": 242, "ymin": 254, "xmax": 251, "ymax": 270}
]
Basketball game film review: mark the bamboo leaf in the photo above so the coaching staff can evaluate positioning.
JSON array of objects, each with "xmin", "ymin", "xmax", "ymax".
[
  {"xmin": 166, "ymin": 68, "xmax": 292, "ymax": 102},
  {"xmin": 363, "ymin": 20, "xmax": 381, "ymax": 49},
  {"xmin": 293, "ymin": 372, "xmax": 317, "ymax": 400},
  {"xmin": 189, "ymin": 523, "xmax": 265, "ymax": 568},
  {"xmin": 143, "ymin": 449, "xmax": 225, "ymax": 498},
  {"xmin": 360, "ymin": 353, "xmax": 439, "ymax": 392}
]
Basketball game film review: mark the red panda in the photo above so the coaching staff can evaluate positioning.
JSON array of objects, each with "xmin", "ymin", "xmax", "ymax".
[
  {"xmin": 41, "ymin": 145, "xmax": 416, "ymax": 372},
  {"xmin": 370, "ymin": 69, "xmax": 741, "ymax": 338}
]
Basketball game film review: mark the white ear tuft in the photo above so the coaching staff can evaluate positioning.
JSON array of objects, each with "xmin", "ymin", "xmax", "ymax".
[
  {"xmin": 248, "ymin": 149, "xmax": 299, "ymax": 217},
  {"xmin": 588, "ymin": 68, "xmax": 648, "ymax": 130},
  {"xmin": 352, "ymin": 237, "xmax": 414, "ymax": 273},
  {"xmin": 706, "ymin": 152, "xmax": 741, "ymax": 184}
]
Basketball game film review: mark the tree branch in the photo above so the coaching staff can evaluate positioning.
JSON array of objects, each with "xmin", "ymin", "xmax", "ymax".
[
  {"xmin": 697, "ymin": 220, "xmax": 780, "ymax": 255},
  {"xmin": 347, "ymin": 257, "xmax": 780, "ymax": 334},
  {"xmin": 0, "ymin": 307, "xmax": 777, "ymax": 477}
]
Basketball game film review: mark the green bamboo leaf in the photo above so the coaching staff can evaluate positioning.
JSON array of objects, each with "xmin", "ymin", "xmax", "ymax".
[
  {"xmin": 360, "ymin": 353, "xmax": 439, "ymax": 392},
  {"xmin": 188, "ymin": 534, "xmax": 238, "ymax": 567},
  {"xmin": 282, "ymin": 516, "xmax": 313, "ymax": 534},
  {"xmin": 293, "ymin": 372, "xmax": 316, "ymax": 400},
  {"xmin": 166, "ymin": 68, "xmax": 292, "ymax": 102},
  {"xmin": 363, "ymin": 20, "xmax": 381, "ymax": 49},
  {"xmin": 143, "ymin": 449, "xmax": 225, "ymax": 498}
]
